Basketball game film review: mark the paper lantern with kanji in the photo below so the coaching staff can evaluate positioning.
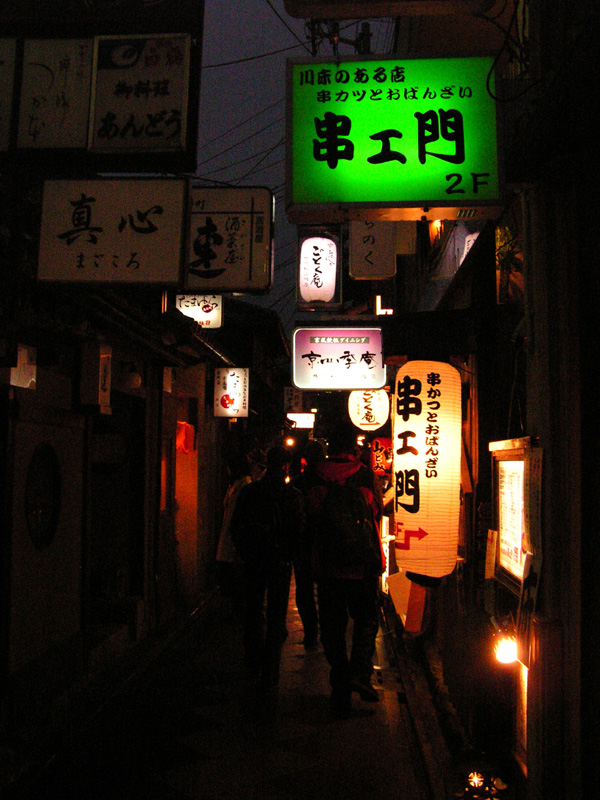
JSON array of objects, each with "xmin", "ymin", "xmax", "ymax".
[
  {"xmin": 392, "ymin": 361, "xmax": 461, "ymax": 578},
  {"xmin": 348, "ymin": 389, "xmax": 389, "ymax": 431},
  {"xmin": 298, "ymin": 235, "xmax": 337, "ymax": 304}
]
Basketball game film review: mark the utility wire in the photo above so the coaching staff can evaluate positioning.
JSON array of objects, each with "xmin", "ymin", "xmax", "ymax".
[
  {"xmin": 198, "ymin": 97, "xmax": 283, "ymax": 150},
  {"xmin": 197, "ymin": 115, "xmax": 284, "ymax": 169},
  {"xmin": 233, "ymin": 136, "xmax": 285, "ymax": 184},
  {"xmin": 202, "ymin": 41, "xmax": 303, "ymax": 69},
  {"xmin": 201, "ymin": 137, "xmax": 284, "ymax": 177},
  {"xmin": 265, "ymin": 0, "xmax": 313, "ymax": 55}
]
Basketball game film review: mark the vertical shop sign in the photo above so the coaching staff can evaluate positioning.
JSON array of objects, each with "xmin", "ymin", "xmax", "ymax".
[
  {"xmin": 17, "ymin": 39, "xmax": 93, "ymax": 149},
  {"xmin": 90, "ymin": 33, "xmax": 191, "ymax": 153},
  {"xmin": 186, "ymin": 186, "xmax": 273, "ymax": 293},
  {"xmin": 214, "ymin": 368, "xmax": 249, "ymax": 418},
  {"xmin": 349, "ymin": 221, "xmax": 397, "ymax": 279},
  {"xmin": 38, "ymin": 178, "xmax": 186, "ymax": 283},
  {"xmin": 393, "ymin": 360, "xmax": 461, "ymax": 578}
]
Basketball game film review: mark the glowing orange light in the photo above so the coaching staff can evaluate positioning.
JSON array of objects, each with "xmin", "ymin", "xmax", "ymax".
[
  {"xmin": 495, "ymin": 635, "xmax": 518, "ymax": 664},
  {"xmin": 468, "ymin": 771, "xmax": 485, "ymax": 788}
]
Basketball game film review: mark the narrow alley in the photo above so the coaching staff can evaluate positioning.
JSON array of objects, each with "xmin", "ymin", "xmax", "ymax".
[{"xmin": 10, "ymin": 583, "xmax": 458, "ymax": 800}]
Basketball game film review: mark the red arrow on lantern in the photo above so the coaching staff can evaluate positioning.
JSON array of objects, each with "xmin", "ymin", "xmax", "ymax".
[{"xmin": 394, "ymin": 527, "xmax": 428, "ymax": 550}]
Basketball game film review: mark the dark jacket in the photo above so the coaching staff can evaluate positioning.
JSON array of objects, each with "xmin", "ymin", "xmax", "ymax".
[
  {"xmin": 231, "ymin": 470, "xmax": 304, "ymax": 566},
  {"xmin": 306, "ymin": 453, "xmax": 384, "ymax": 580}
]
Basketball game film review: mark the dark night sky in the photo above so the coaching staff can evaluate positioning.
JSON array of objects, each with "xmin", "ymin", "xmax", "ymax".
[{"xmin": 197, "ymin": 1, "xmax": 396, "ymax": 334}]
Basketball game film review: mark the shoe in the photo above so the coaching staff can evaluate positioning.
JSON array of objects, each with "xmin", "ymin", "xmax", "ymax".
[{"xmin": 350, "ymin": 678, "xmax": 379, "ymax": 702}]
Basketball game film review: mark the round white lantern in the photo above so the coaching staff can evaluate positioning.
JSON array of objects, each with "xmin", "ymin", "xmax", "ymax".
[{"xmin": 348, "ymin": 389, "xmax": 390, "ymax": 431}]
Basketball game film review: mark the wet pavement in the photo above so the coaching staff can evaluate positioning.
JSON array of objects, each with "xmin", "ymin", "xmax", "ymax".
[{"xmin": 9, "ymin": 584, "xmax": 458, "ymax": 800}]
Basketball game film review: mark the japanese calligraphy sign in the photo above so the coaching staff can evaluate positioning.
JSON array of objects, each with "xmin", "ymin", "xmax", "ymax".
[
  {"xmin": 185, "ymin": 186, "xmax": 273, "ymax": 293},
  {"xmin": 371, "ymin": 436, "xmax": 393, "ymax": 477},
  {"xmin": 297, "ymin": 229, "xmax": 340, "ymax": 307},
  {"xmin": 0, "ymin": 39, "xmax": 16, "ymax": 150},
  {"xmin": 349, "ymin": 221, "xmax": 396, "ymax": 279},
  {"xmin": 17, "ymin": 39, "xmax": 93, "ymax": 149},
  {"xmin": 292, "ymin": 328, "xmax": 385, "ymax": 390},
  {"xmin": 175, "ymin": 295, "xmax": 223, "ymax": 328},
  {"xmin": 38, "ymin": 178, "xmax": 186, "ymax": 283},
  {"xmin": 214, "ymin": 368, "xmax": 249, "ymax": 418},
  {"xmin": 286, "ymin": 56, "xmax": 500, "ymax": 221},
  {"xmin": 90, "ymin": 34, "xmax": 191, "ymax": 153},
  {"xmin": 348, "ymin": 389, "xmax": 390, "ymax": 431},
  {"xmin": 393, "ymin": 360, "xmax": 461, "ymax": 578}
]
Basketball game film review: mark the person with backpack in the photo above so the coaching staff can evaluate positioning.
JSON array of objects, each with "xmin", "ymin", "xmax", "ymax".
[
  {"xmin": 231, "ymin": 444, "xmax": 304, "ymax": 691},
  {"xmin": 306, "ymin": 420, "xmax": 384, "ymax": 717}
]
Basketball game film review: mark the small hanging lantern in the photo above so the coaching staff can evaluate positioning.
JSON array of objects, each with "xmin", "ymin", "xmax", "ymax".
[
  {"xmin": 348, "ymin": 389, "xmax": 390, "ymax": 431},
  {"xmin": 297, "ymin": 227, "xmax": 341, "ymax": 308}
]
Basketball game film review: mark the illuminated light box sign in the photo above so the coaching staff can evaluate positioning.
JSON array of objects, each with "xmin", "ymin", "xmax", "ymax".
[
  {"xmin": 38, "ymin": 178, "xmax": 187, "ymax": 283},
  {"xmin": 286, "ymin": 55, "xmax": 501, "ymax": 222},
  {"xmin": 185, "ymin": 186, "xmax": 273, "ymax": 293},
  {"xmin": 348, "ymin": 389, "xmax": 390, "ymax": 431},
  {"xmin": 292, "ymin": 328, "xmax": 385, "ymax": 390},
  {"xmin": 392, "ymin": 360, "xmax": 461, "ymax": 578},
  {"xmin": 176, "ymin": 294, "xmax": 222, "ymax": 328},
  {"xmin": 287, "ymin": 412, "xmax": 316, "ymax": 429},
  {"xmin": 214, "ymin": 368, "xmax": 249, "ymax": 418}
]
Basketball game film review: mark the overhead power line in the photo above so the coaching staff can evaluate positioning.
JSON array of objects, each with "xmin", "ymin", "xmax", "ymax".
[{"xmin": 202, "ymin": 42, "xmax": 302, "ymax": 69}]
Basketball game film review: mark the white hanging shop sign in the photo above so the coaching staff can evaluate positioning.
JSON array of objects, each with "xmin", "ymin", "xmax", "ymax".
[
  {"xmin": 214, "ymin": 368, "xmax": 249, "ymax": 418},
  {"xmin": 292, "ymin": 328, "xmax": 385, "ymax": 390}
]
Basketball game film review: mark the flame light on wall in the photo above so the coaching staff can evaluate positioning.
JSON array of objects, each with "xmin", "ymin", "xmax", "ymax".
[
  {"xmin": 392, "ymin": 360, "xmax": 462, "ymax": 579},
  {"xmin": 297, "ymin": 228, "xmax": 340, "ymax": 308},
  {"xmin": 348, "ymin": 389, "xmax": 390, "ymax": 431},
  {"xmin": 214, "ymin": 368, "xmax": 249, "ymax": 418}
]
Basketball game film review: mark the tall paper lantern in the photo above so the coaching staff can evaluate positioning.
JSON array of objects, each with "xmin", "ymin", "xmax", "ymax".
[
  {"xmin": 392, "ymin": 361, "xmax": 461, "ymax": 578},
  {"xmin": 298, "ymin": 235, "xmax": 338, "ymax": 304},
  {"xmin": 348, "ymin": 389, "xmax": 389, "ymax": 431}
]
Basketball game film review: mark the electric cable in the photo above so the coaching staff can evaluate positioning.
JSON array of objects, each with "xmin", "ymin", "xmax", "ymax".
[
  {"xmin": 265, "ymin": 0, "xmax": 313, "ymax": 55},
  {"xmin": 198, "ymin": 97, "xmax": 284, "ymax": 151},
  {"xmin": 197, "ymin": 115, "xmax": 284, "ymax": 169},
  {"xmin": 202, "ymin": 41, "xmax": 303, "ymax": 69}
]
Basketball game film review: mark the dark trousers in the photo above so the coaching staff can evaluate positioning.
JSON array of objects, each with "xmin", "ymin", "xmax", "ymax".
[
  {"xmin": 242, "ymin": 559, "xmax": 292, "ymax": 685},
  {"xmin": 294, "ymin": 558, "xmax": 319, "ymax": 640},
  {"xmin": 317, "ymin": 573, "xmax": 380, "ymax": 689}
]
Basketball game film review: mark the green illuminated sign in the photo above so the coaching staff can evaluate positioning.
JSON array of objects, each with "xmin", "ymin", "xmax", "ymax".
[{"xmin": 286, "ymin": 56, "xmax": 500, "ymax": 218}]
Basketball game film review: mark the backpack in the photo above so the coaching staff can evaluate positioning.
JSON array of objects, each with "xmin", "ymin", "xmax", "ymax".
[{"xmin": 317, "ymin": 475, "xmax": 378, "ymax": 574}]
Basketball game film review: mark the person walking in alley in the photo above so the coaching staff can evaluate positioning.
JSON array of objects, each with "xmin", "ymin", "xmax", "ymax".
[
  {"xmin": 216, "ymin": 453, "xmax": 252, "ymax": 603},
  {"xmin": 231, "ymin": 445, "xmax": 304, "ymax": 690},
  {"xmin": 306, "ymin": 420, "xmax": 384, "ymax": 717},
  {"xmin": 291, "ymin": 439, "xmax": 326, "ymax": 650}
]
